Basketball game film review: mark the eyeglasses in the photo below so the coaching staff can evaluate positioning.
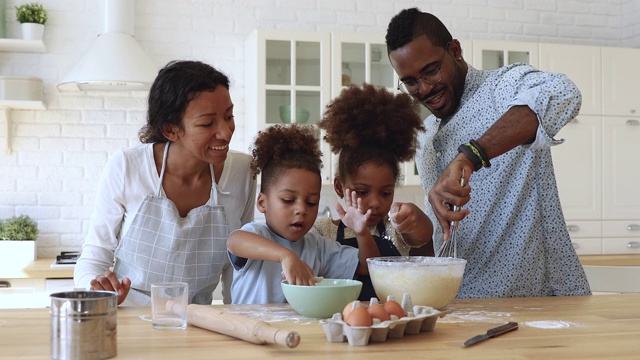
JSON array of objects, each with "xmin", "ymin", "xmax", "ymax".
[{"xmin": 397, "ymin": 42, "xmax": 450, "ymax": 95}]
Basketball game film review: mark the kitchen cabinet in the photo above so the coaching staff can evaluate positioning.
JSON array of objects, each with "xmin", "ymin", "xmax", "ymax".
[
  {"xmin": 471, "ymin": 40, "xmax": 538, "ymax": 70},
  {"xmin": 0, "ymin": 259, "xmax": 74, "ymax": 309},
  {"xmin": 539, "ymin": 43, "xmax": 601, "ymax": 115},
  {"xmin": 602, "ymin": 47, "xmax": 640, "ymax": 116},
  {"xmin": 245, "ymin": 30, "xmax": 430, "ymax": 185},
  {"xmin": 245, "ymin": 29, "xmax": 333, "ymax": 182}
]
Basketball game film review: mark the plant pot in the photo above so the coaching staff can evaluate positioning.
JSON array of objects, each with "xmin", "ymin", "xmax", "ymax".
[
  {"xmin": 0, "ymin": 240, "xmax": 37, "ymax": 273},
  {"xmin": 21, "ymin": 23, "xmax": 45, "ymax": 41}
]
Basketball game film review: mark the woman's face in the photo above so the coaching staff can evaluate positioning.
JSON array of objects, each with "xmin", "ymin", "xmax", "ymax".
[
  {"xmin": 258, "ymin": 168, "xmax": 321, "ymax": 241},
  {"xmin": 170, "ymin": 87, "xmax": 235, "ymax": 166},
  {"xmin": 336, "ymin": 162, "xmax": 396, "ymax": 228}
]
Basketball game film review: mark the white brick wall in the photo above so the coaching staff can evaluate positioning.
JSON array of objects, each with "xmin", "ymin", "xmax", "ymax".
[{"xmin": 0, "ymin": 0, "xmax": 638, "ymax": 258}]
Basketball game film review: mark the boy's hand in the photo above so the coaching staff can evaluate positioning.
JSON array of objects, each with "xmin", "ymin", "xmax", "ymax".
[{"xmin": 280, "ymin": 253, "xmax": 319, "ymax": 286}]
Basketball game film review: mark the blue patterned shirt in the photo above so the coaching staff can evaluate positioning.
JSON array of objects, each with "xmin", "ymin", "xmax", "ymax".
[{"xmin": 417, "ymin": 63, "xmax": 591, "ymax": 298}]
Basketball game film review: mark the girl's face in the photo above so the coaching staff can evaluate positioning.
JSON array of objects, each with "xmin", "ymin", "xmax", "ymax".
[
  {"xmin": 165, "ymin": 87, "xmax": 235, "ymax": 166},
  {"xmin": 257, "ymin": 168, "xmax": 321, "ymax": 241},
  {"xmin": 335, "ymin": 162, "xmax": 396, "ymax": 228}
]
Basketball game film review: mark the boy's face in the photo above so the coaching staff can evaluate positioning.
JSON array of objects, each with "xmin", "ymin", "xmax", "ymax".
[
  {"xmin": 257, "ymin": 168, "xmax": 321, "ymax": 241},
  {"xmin": 335, "ymin": 162, "xmax": 396, "ymax": 228}
]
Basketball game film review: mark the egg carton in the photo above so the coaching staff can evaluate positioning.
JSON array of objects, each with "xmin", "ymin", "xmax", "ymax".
[{"xmin": 319, "ymin": 293, "xmax": 449, "ymax": 346}]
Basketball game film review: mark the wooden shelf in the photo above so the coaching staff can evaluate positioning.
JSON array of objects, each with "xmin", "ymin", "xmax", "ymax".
[{"xmin": 0, "ymin": 38, "xmax": 46, "ymax": 53}]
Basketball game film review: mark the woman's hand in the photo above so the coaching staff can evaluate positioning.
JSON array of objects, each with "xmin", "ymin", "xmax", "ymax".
[
  {"xmin": 336, "ymin": 188, "xmax": 371, "ymax": 236},
  {"xmin": 428, "ymin": 154, "xmax": 472, "ymax": 240},
  {"xmin": 90, "ymin": 270, "xmax": 131, "ymax": 305}
]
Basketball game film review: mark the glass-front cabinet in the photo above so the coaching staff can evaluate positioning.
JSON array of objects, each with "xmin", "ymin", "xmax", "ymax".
[
  {"xmin": 471, "ymin": 40, "xmax": 538, "ymax": 70},
  {"xmin": 245, "ymin": 30, "xmax": 332, "ymax": 182}
]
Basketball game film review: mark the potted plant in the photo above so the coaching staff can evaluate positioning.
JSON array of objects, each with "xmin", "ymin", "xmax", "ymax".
[
  {"xmin": 15, "ymin": 2, "xmax": 48, "ymax": 40},
  {"xmin": 0, "ymin": 215, "xmax": 39, "ymax": 272}
]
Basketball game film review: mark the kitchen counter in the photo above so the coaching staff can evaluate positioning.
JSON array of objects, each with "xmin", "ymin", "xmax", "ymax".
[
  {"xmin": 1, "ymin": 294, "xmax": 638, "ymax": 359},
  {"xmin": 579, "ymin": 254, "xmax": 640, "ymax": 266},
  {"xmin": 0, "ymin": 258, "xmax": 74, "ymax": 279}
]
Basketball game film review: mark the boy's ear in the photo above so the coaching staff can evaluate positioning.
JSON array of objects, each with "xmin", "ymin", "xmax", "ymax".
[
  {"xmin": 256, "ymin": 192, "xmax": 267, "ymax": 214},
  {"xmin": 333, "ymin": 177, "xmax": 345, "ymax": 198}
]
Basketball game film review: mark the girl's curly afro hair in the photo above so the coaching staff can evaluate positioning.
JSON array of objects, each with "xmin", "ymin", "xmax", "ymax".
[
  {"xmin": 250, "ymin": 124, "xmax": 323, "ymax": 192},
  {"xmin": 317, "ymin": 83, "xmax": 424, "ymax": 184}
]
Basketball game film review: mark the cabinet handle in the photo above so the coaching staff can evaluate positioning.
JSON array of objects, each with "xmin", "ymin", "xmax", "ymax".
[
  {"xmin": 626, "ymin": 119, "xmax": 639, "ymax": 126},
  {"xmin": 627, "ymin": 224, "xmax": 640, "ymax": 231},
  {"xmin": 566, "ymin": 224, "xmax": 580, "ymax": 232},
  {"xmin": 0, "ymin": 280, "xmax": 10, "ymax": 288},
  {"xmin": 627, "ymin": 241, "xmax": 640, "ymax": 249},
  {"xmin": 572, "ymin": 242, "xmax": 580, "ymax": 249}
]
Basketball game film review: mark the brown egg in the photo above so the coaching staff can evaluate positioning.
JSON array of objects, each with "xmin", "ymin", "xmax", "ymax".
[
  {"xmin": 342, "ymin": 300, "xmax": 357, "ymax": 321},
  {"xmin": 367, "ymin": 303, "xmax": 390, "ymax": 321},
  {"xmin": 345, "ymin": 306, "xmax": 373, "ymax": 327},
  {"xmin": 383, "ymin": 299, "xmax": 406, "ymax": 318}
]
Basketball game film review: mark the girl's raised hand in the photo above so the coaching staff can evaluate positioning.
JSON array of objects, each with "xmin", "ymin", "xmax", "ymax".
[{"xmin": 335, "ymin": 188, "xmax": 371, "ymax": 235}]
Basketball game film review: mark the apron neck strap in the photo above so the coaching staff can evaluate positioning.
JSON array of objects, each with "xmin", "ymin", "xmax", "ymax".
[{"xmin": 155, "ymin": 142, "xmax": 220, "ymax": 205}]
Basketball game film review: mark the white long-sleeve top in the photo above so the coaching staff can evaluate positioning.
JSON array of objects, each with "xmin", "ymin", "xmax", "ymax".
[{"xmin": 74, "ymin": 144, "xmax": 256, "ymax": 303}]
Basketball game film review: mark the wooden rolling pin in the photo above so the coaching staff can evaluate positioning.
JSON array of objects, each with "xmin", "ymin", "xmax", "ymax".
[{"xmin": 166, "ymin": 300, "xmax": 300, "ymax": 348}]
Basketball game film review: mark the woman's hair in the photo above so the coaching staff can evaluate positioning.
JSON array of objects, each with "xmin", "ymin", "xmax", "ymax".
[
  {"xmin": 386, "ymin": 7, "xmax": 453, "ymax": 53},
  {"xmin": 250, "ymin": 124, "xmax": 323, "ymax": 192},
  {"xmin": 139, "ymin": 60, "xmax": 231, "ymax": 143},
  {"xmin": 318, "ymin": 83, "xmax": 424, "ymax": 184}
]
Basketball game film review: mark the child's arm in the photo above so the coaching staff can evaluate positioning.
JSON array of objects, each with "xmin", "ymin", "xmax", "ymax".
[
  {"xmin": 389, "ymin": 202, "xmax": 434, "ymax": 255},
  {"xmin": 335, "ymin": 189, "xmax": 381, "ymax": 275},
  {"xmin": 227, "ymin": 230, "xmax": 318, "ymax": 286}
]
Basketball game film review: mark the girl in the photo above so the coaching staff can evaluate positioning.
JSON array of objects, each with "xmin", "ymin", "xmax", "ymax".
[
  {"xmin": 314, "ymin": 83, "xmax": 434, "ymax": 300},
  {"xmin": 227, "ymin": 124, "xmax": 380, "ymax": 304}
]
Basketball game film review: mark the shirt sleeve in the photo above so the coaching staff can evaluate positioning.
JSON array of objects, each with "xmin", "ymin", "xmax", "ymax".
[
  {"xmin": 497, "ymin": 64, "xmax": 582, "ymax": 150},
  {"xmin": 74, "ymin": 150, "xmax": 127, "ymax": 289}
]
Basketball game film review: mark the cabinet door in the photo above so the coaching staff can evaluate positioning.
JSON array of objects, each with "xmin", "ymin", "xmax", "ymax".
[
  {"xmin": 551, "ymin": 115, "xmax": 602, "ymax": 220},
  {"xmin": 471, "ymin": 40, "xmax": 538, "ymax": 70},
  {"xmin": 602, "ymin": 117, "xmax": 640, "ymax": 219},
  {"xmin": 602, "ymin": 47, "xmax": 640, "ymax": 116},
  {"xmin": 245, "ymin": 30, "xmax": 333, "ymax": 183},
  {"xmin": 538, "ymin": 44, "xmax": 601, "ymax": 115}
]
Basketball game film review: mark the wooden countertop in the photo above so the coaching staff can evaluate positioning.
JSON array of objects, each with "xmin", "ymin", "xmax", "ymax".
[
  {"xmin": 1, "ymin": 294, "xmax": 638, "ymax": 359},
  {"xmin": 9, "ymin": 258, "xmax": 75, "ymax": 279},
  {"xmin": 579, "ymin": 254, "xmax": 640, "ymax": 267}
]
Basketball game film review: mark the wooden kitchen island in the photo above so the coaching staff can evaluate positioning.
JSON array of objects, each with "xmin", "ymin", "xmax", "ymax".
[{"xmin": 1, "ymin": 293, "xmax": 638, "ymax": 359}]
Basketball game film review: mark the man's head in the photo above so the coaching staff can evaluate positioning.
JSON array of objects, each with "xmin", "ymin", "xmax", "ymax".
[{"xmin": 386, "ymin": 8, "xmax": 467, "ymax": 119}]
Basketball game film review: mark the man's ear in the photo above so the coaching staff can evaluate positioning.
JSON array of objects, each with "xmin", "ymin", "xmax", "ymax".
[
  {"xmin": 333, "ymin": 177, "xmax": 345, "ymax": 198},
  {"xmin": 162, "ymin": 124, "xmax": 181, "ymax": 142},
  {"xmin": 256, "ymin": 192, "xmax": 267, "ymax": 214}
]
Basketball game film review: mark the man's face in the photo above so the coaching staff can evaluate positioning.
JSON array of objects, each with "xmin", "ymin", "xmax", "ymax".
[{"xmin": 389, "ymin": 36, "xmax": 467, "ymax": 119}]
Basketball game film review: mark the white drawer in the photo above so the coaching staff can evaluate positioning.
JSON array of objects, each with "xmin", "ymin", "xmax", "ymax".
[
  {"xmin": 45, "ymin": 278, "xmax": 75, "ymax": 295},
  {"xmin": 602, "ymin": 237, "xmax": 640, "ymax": 254},
  {"xmin": 570, "ymin": 237, "xmax": 601, "ymax": 255},
  {"xmin": 565, "ymin": 221, "xmax": 602, "ymax": 238},
  {"xmin": 603, "ymin": 221, "xmax": 640, "ymax": 237},
  {"xmin": 583, "ymin": 265, "xmax": 640, "ymax": 293},
  {"xmin": 0, "ymin": 278, "xmax": 45, "ymax": 294}
]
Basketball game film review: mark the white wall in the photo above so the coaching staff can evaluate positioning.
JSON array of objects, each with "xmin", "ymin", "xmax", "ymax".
[{"xmin": 1, "ymin": 0, "xmax": 637, "ymax": 258}]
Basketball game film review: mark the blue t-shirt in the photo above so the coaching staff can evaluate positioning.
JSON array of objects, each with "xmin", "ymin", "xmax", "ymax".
[{"xmin": 229, "ymin": 221, "xmax": 359, "ymax": 304}]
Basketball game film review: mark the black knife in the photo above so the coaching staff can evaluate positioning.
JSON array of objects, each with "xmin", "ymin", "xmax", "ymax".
[{"xmin": 463, "ymin": 322, "xmax": 518, "ymax": 347}]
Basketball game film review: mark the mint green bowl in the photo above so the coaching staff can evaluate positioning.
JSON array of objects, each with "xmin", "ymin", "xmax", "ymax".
[{"xmin": 281, "ymin": 279, "xmax": 362, "ymax": 318}]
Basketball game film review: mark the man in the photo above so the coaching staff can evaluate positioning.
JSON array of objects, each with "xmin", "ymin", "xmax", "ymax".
[{"xmin": 386, "ymin": 8, "xmax": 591, "ymax": 297}]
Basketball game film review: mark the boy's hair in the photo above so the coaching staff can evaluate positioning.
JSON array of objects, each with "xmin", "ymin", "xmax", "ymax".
[
  {"xmin": 250, "ymin": 124, "xmax": 323, "ymax": 192},
  {"xmin": 318, "ymin": 84, "xmax": 424, "ymax": 184},
  {"xmin": 386, "ymin": 7, "xmax": 453, "ymax": 53}
]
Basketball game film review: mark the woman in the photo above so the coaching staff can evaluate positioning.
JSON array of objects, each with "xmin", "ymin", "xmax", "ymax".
[{"xmin": 74, "ymin": 60, "xmax": 256, "ymax": 305}]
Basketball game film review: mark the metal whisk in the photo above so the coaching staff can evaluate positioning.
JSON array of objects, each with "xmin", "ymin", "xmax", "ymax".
[{"xmin": 436, "ymin": 169, "xmax": 466, "ymax": 258}]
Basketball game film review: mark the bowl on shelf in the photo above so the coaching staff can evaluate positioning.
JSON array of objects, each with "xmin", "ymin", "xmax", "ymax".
[
  {"xmin": 367, "ymin": 256, "xmax": 466, "ymax": 310},
  {"xmin": 279, "ymin": 105, "xmax": 310, "ymax": 124},
  {"xmin": 281, "ymin": 278, "xmax": 362, "ymax": 318}
]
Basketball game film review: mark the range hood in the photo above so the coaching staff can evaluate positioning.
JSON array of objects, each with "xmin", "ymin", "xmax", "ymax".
[{"xmin": 57, "ymin": 0, "xmax": 157, "ymax": 92}]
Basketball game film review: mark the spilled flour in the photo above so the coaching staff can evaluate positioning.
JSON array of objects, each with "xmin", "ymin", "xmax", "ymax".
[
  {"xmin": 439, "ymin": 310, "xmax": 513, "ymax": 324},
  {"xmin": 524, "ymin": 320, "xmax": 583, "ymax": 329}
]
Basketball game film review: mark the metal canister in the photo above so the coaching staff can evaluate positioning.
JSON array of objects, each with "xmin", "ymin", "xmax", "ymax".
[{"xmin": 50, "ymin": 290, "xmax": 118, "ymax": 360}]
